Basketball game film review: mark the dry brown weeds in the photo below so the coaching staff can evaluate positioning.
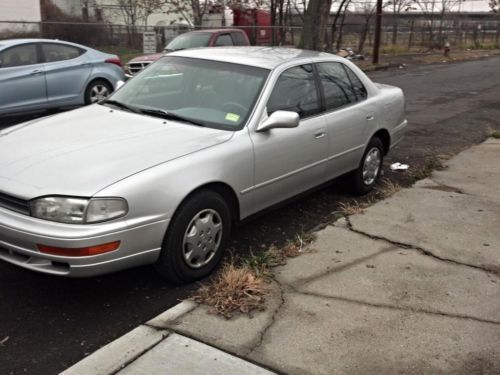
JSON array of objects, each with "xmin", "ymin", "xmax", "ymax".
[{"xmin": 191, "ymin": 262, "xmax": 268, "ymax": 319}]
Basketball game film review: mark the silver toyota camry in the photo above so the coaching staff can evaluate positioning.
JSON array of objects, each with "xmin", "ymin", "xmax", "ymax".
[{"xmin": 0, "ymin": 47, "xmax": 407, "ymax": 283}]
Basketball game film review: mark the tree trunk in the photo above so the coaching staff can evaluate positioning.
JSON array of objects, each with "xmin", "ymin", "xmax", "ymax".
[
  {"xmin": 328, "ymin": 0, "xmax": 349, "ymax": 51},
  {"xmin": 301, "ymin": 0, "xmax": 333, "ymax": 50},
  {"xmin": 336, "ymin": 3, "xmax": 348, "ymax": 51}
]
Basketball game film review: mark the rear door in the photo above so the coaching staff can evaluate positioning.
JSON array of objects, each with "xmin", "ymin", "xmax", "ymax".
[
  {"xmin": 41, "ymin": 42, "xmax": 92, "ymax": 104},
  {"xmin": 316, "ymin": 62, "xmax": 375, "ymax": 178},
  {"xmin": 0, "ymin": 43, "xmax": 46, "ymax": 114}
]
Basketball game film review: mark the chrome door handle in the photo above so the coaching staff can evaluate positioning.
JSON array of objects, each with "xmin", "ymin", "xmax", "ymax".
[
  {"xmin": 366, "ymin": 114, "xmax": 375, "ymax": 121},
  {"xmin": 314, "ymin": 131, "xmax": 326, "ymax": 139},
  {"xmin": 30, "ymin": 69, "xmax": 43, "ymax": 75}
]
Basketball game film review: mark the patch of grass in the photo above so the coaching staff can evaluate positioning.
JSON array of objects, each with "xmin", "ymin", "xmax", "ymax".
[
  {"xmin": 244, "ymin": 246, "xmax": 285, "ymax": 278},
  {"xmin": 491, "ymin": 130, "xmax": 500, "ymax": 139},
  {"xmin": 192, "ymin": 231, "xmax": 316, "ymax": 318},
  {"xmin": 376, "ymin": 178, "xmax": 402, "ymax": 198},
  {"xmin": 191, "ymin": 262, "xmax": 268, "ymax": 319},
  {"xmin": 339, "ymin": 200, "xmax": 370, "ymax": 216},
  {"xmin": 413, "ymin": 156, "xmax": 446, "ymax": 181}
]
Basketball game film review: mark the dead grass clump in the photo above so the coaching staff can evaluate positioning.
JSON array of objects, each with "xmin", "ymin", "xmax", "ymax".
[
  {"xmin": 413, "ymin": 156, "xmax": 446, "ymax": 181},
  {"xmin": 376, "ymin": 178, "xmax": 402, "ymax": 197},
  {"xmin": 192, "ymin": 263, "xmax": 268, "ymax": 319},
  {"xmin": 339, "ymin": 200, "xmax": 369, "ymax": 216}
]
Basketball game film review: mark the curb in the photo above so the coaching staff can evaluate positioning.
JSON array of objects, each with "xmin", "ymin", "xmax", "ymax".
[
  {"xmin": 61, "ymin": 301, "xmax": 195, "ymax": 375},
  {"xmin": 60, "ymin": 300, "xmax": 274, "ymax": 375}
]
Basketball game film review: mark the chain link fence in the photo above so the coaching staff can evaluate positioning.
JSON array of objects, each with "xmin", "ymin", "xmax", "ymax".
[{"xmin": 1, "ymin": 17, "xmax": 499, "ymax": 58}]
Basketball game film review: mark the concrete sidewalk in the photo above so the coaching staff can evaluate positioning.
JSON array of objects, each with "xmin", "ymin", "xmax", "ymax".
[{"xmin": 63, "ymin": 139, "xmax": 500, "ymax": 375}]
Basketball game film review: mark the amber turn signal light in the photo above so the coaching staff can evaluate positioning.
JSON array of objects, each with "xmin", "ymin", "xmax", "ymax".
[{"xmin": 37, "ymin": 241, "xmax": 120, "ymax": 257}]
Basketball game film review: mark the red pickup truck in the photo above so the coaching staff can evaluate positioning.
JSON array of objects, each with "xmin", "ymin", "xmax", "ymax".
[{"xmin": 125, "ymin": 29, "xmax": 250, "ymax": 77}]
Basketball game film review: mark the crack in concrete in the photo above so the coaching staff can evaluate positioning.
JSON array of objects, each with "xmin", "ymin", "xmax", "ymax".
[
  {"xmin": 288, "ymin": 288, "xmax": 500, "ymax": 326},
  {"xmin": 421, "ymin": 179, "xmax": 467, "ymax": 194},
  {"xmin": 282, "ymin": 246, "xmax": 398, "ymax": 288},
  {"xmin": 245, "ymin": 282, "xmax": 286, "ymax": 357},
  {"xmin": 344, "ymin": 217, "xmax": 499, "ymax": 276}
]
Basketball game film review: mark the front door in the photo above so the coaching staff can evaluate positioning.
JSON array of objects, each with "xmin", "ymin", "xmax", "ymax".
[{"xmin": 248, "ymin": 64, "xmax": 328, "ymax": 215}]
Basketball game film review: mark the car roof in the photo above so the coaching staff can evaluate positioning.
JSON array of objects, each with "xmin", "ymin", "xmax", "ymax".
[
  {"xmin": 186, "ymin": 29, "xmax": 244, "ymax": 34},
  {"xmin": 169, "ymin": 47, "xmax": 342, "ymax": 70},
  {"xmin": 0, "ymin": 38, "xmax": 88, "ymax": 50}
]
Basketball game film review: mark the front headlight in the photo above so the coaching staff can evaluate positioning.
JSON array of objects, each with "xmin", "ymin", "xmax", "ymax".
[{"xmin": 30, "ymin": 197, "xmax": 128, "ymax": 224}]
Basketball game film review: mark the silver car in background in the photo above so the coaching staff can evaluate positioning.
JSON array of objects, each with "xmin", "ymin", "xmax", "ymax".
[
  {"xmin": 0, "ymin": 48, "xmax": 407, "ymax": 283},
  {"xmin": 0, "ymin": 39, "xmax": 124, "ymax": 115}
]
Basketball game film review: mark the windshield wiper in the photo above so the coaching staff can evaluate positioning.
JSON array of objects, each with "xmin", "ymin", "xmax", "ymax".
[
  {"xmin": 101, "ymin": 99, "xmax": 140, "ymax": 113},
  {"xmin": 139, "ymin": 108, "xmax": 206, "ymax": 127}
]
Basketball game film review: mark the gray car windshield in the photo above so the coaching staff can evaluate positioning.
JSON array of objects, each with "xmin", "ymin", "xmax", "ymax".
[
  {"xmin": 108, "ymin": 57, "xmax": 269, "ymax": 130},
  {"xmin": 165, "ymin": 33, "xmax": 211, "ymax": 51}
]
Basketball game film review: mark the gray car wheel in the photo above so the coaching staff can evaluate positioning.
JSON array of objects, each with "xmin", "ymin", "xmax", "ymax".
[
  {"xmin": 84, "ymin": 80, "xmax": 112, "ymax": 104},
  {"xmin": 349, "ymin": 137, "xmax": 384, "ymax": 195},
  {"xmin": 155, "ymin": 190, "xmax": 231, "ymax": 284}
]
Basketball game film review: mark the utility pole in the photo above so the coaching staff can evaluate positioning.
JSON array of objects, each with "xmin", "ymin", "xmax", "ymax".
[{"xmin": 372, "ymin": 0, "xmax": 383, "ymax": 64}]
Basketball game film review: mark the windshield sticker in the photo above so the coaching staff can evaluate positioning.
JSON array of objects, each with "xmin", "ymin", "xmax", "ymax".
[{"xmin": 225, "ymin": 113, "xmax": 240, "ymax": 122}]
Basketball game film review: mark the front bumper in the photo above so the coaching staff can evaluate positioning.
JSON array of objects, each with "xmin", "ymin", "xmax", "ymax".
[{"xmin": 0, "ymin": 207, "xmax": 169, "ymax": 277}]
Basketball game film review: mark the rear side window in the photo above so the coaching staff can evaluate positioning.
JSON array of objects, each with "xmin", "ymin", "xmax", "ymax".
[
  {"xmin": 267, "ymin": 64, "xmax": 320, "ymax": 119},
  {"xmin": 0, "ymin": 44, "xmax": 38, "ymax": 68},
  {"xmin": 317, "ymin": 62, "xmax": 357, "ymax": 111},
  {"xmin": 42, "ymin": 43, "xmax": 84, "ymax": 63},
  {"xmin": 231, "ymin": 32, "xmax": 247, "ymax": 45},
  {"xmin": 344, "ymin": 65, "xmax": 368, "ymax": 101},
  {"xmin": 215, "ymin": 34, "xmax": 233, "ymax": 46}
]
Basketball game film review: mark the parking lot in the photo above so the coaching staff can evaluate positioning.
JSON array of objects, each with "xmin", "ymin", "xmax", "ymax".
[{"xmin": 1, "ymin": 56, "xmax": 500, "ymax": 374}]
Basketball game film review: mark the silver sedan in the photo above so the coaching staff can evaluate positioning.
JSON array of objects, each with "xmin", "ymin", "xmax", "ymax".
[
  {"xmin": 0, "ymin": 47, "xmax": 407, "ymax": 283},
  {"xmin": 0, "ymin": 38, "xmax": 124, "ymax": 116}
]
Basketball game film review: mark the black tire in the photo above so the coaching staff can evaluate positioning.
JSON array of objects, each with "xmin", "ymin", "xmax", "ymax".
[
  {"xmin": 155, "ymin": 190, "xmax": 232, "ymax": 284},
  {"xmin": 84, "ymin": 79, "xmax": 112, "ymax": 105},
  {"xmin": 349, "ymin": 137, "xmax": 384, "ymax": 195}
]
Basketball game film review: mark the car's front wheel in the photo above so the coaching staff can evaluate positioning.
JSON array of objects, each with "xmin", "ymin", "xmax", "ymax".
[
  {"xmin": 349, "ymin": 137, "xmax": 384, "ymax": 195},
  {"xmin": 84, "ymin": 79, "xmax": 112, "ymax": 104},
  {"xmin": 155, "ymin": 190, "xmax": 231, "ymax": 284}
]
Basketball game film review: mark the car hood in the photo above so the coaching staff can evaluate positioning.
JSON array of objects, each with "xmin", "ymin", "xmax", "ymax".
[
  {"xmin": 0, "ymin": 105, "xmax": 233, "ymax": 199},
  {"xmin": 128, "ymin": 53, "xmax": 164, "ymax": 63}
]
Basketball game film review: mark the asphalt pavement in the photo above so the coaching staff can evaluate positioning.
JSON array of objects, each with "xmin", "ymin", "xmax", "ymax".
[{"xmin": 1, "ymin": 56, "xmax": 500, "ymax": 375}]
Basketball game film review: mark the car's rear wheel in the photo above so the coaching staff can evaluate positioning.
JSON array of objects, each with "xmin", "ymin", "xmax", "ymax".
[
  {"xmin": 349, "ymin": 137, "xmax": 384, "ymax": 195},
  {"xmin": 155, "ymin": 190, "xmax": 231, "ymax": 284},
  {"xmin": 85, "ymin": 80, "xmax": 112, "ymax": 104}
]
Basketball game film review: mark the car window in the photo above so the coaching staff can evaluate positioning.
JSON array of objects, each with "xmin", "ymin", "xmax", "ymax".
[
  {"xmin": 317, "ymin": 62, "xmax": 357, "ymax": 111},
  {"xmin": 231, "ymin": 32, "xmax": 247, "ymax": 45},
  {"xmin": 343, "ymin": 65, "xmax": 368, "ymax": 101},
  {"xmin": 215, "ymin": 34, "xmax": 233, "ymax": 46},
  {"xmin": 108, "ymin": 57, "xmax": 269, "ymax": 131},
  {"xmin": 165, "ymin": 33, "xmax": 211, "ymax": 51},
  {"xmin": 42, "ymin": 43, "xmax": 84, "ymax": 63},
  {"xmin": 0, "ymin": 44, "xmax": 38, "ymax": 68},
  {"xmin": 267, "ymin": 64, "xmax": 320, "ymax": 119}
]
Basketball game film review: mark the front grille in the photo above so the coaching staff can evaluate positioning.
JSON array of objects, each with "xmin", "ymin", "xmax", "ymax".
[
  {"xmin": 128, "ymin": 62, "xmax": 151, "ymax": 75},
  {"xmin": 0, "ymin": 192, "xmax": 30, "ymax": 215}
]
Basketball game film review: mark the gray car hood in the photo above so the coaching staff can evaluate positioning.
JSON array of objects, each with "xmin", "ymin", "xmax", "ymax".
[{"xmin": 0, "ymin": 105, "xmax": 233, "ymax": 199}]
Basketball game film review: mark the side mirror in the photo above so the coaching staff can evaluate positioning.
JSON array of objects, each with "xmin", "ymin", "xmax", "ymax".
[
  {"xmin": 116, "ymin": 80, "xmax": 125, "ymax": 90},
  {"xmin": 257, "ymin": 110, "xmax": 299, "ymax": 132}
]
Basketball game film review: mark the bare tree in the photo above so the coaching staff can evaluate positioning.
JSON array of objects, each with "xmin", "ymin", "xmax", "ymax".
[
  {"xmin": 357, "ymin": 2, "xmax": 376, "ymax": 53},
  {"xmin": 490, "ymin": 0, "xmax": 499, "ymax": 12},
  {"xmin": 386, "ymin": 0, "xmax": 412, "ymax": 45},
  {"xmin": 302, "ymin": 0, "xmax": 333, "ymax": 50}
]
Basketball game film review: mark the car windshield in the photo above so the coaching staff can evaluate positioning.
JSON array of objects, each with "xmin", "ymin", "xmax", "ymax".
[
  {"xmin": 107, "ymin": 56, "xmax": 269, "ymax": 130},
  {"xmin": 165, "ymin": 33, "xmax": 212, "ymax": 51}
]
